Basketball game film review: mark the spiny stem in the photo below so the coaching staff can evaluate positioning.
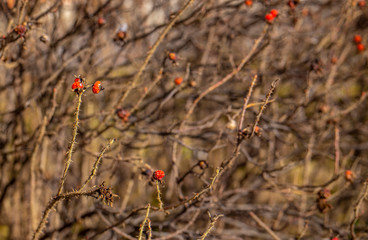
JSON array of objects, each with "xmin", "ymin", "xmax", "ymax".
[
  {"xmin": 156, "ymin": 181, "xmax": 164, "ymax": 210},
  {"xmin": 238, "ymin": 75, "xmax": 258, "ymax": 136},
  {"xmin": 138, "ymin": 204, "xmax": 151, "ymax": 240},
  {"xmin": 32, "ymin": 188, "xmax": 98, "ymax": 240},
  {"xmin": 200, "ymin": 213, "xmax": 223, "ymax": 240},
  {"xmin": 249, "ymin": 78, "xmax": 279, "ymax": 138},
  {"xmin": 79, "ymin": 139, "xmax": 115, "ymax": 192},
  {"xmin": 57, "ymin": 91, "xmax": 84, "ymax": 196}
]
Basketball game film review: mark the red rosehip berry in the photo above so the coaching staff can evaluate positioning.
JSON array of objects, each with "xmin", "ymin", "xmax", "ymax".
[
  {"xmin": 152, "ymin": 170, "xmax": 165, "ymax": 181},
  {"xmin": 270, "ymin": 9, "xmax": 279, "ymax": 17},
  {"xmin": 244, "ymin": 0, "xmax": 252, "ymax": 6},
  {"xmin": 358, "ymin": 0, "xmax": 366, "ymax": 7},
  {"xmin": 92, "ymin": 81, "xmax": 104, "ymax": 94},
  {"xmin": 354, "ymin": 35, "xmax": 362, "ymax": 44},
  {"xmin": 174, "ymin": 77, "xmax": 183, "ymax": 85},
  {"xmin": 71, "ymin": 82, "xmax": 84, "ymax": 90},
  {"xmin": 265, "ymin": 13, "xmax": 275, "ymax": 22},
  {"xmin": 97, "ymin": 17, "xmax": 106, "ymax": 26},
  {"xmin": 115, "ymin": 24, "xmax": 128, "ymax": 41},
  {"xmin": 74, "ymin": 77, "xmax": 81, "ymax": 82},
  {"xmin": 331, "ymin": 237, "xmax": 339, "ymax": 240},
  {"xmin": 168, "ymin": 52, "xmax": 177, "ymax": 61},
  {"xmin": 357, "ymin": 43, "xmax": 365, "ymax": 52},
  {"xmin": 116, "ymin": 31, "xmax": 126, "ymax": 40}
]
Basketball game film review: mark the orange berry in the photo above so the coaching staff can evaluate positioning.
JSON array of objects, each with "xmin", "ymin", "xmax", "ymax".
[
  {"xmin": 358, "ymin": 0, "xmax": 366, "ymax": 7},
  {"xmin": 92, "ymin": 81, "xmax": 104, "ymax": 94},
  {"xmin": 345, "ymin": 170, "xmax": 354, "ymax": 182},
  {"xmin": 198, "ymin": 160, "xmax": 208, "ymax": 169},
  {"xmin": 254, "ymin": 126, "xmax": 262, "ymax": 136},
  {"xmin": 116, "ymin": 31, "xmax": 126, "ymax": 40},
  {"xmin": 357, "ymin": 43, "xmax": 365, "ymax": 52},
  {"xmin": 168, "ymin": 52, "xmax": 177, "ymax": 61},
  {"xmin": 354, "ymin": 35, "xmax": 362, "ymax": 44},
  {"xmin": 270, "ymin": 9, "xmax": 279, "ymax": 17},
  {"xmin": 265, "ymin": 13, "xmax": 274, "ymax": 22},
  {"xmin": 7, "ymin": 0, "xmax": 15, "ymax": 9},
  {"xmin": 174, "ymin": 77, "xmax": 183, "ymax": 85},
  {"xmin": 244, "ymin": 0, "xmax": 253, "ymax": 6}
]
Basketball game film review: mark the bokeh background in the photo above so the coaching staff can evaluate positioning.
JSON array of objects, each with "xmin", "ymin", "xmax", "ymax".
[{"xmin": 0, "ymin": 0, "xmax": 368, "ymax": 239}]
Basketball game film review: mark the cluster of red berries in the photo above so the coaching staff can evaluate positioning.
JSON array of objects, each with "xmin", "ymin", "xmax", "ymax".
[
  {"xmin": 354, "ymin": 34, "xmax": 365, "ymax": 52},
  {"xmin": 265, "ymin": 9, "xmax": 279, "ymax": 23},
  {"xmin": 71, "ymin": 76, "xmax": 104, "ymax": 94},
  {"xmin": 71, "ymin": 77, "xmax": 84, "ymax": 92},
  {"xmin": 152, "ymin": 170, "xmax": 165, "ymax": 182}
]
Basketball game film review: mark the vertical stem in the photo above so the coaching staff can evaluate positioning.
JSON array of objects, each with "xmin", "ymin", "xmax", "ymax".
[
  {"xmin": 334, "ymin": 125, "xmax": 340, "ymax": 175},
  {"xmin": 57, "ymin": 91, "xmax": 83, "ymax": 195},
  {"xmin": 156, "ymin": 181, "xmax": 163, "ymax": 210},
  {"xmin": 138, "ymin": 204, "xmax": 151, "ymax": 240}
]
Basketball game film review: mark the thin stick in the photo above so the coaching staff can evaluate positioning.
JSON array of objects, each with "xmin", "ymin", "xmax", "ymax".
[
  {"xmin": 138, "ymin": 204, "xmax": 151, "ymax": 240},
  {"xmin": 249, "ymin": 78, "xmax": 279, "ymax": 138},
  {"xmin": 200, "ymin": 212, "xmax": 223, "ymax": 240},
  {"xmin": 156, "ymin": 181, "xmax": 164, "ymax": 210},
  {"xmin": 29, "ymin": 87, "xmax": 58, "ymax": 235},
  {"xmin": 32, "ymin": 188, "xmax": 100, "ymax": 240},
  {"xmin": 113, "ymin": 0, "xmax": 195, "ymax": 110},
  {"xmin": 183, "ymin": 26, "xmax": 268, "ymax": 124},
  {"xmin": 57, "ymin": 91, "xmax": 84, "ymax": 195},
  {"xmin": 78, "ymin": 139, "xmax": 115, "ymax": 191},
  {"xmin": 350, "ymin": 181, "xmax": 368, "ymax": 240},
  {"xmin": 334, "ymin": 125, "xmax": 340, "ymax": 175},
  {"xmin": 131, "ymin": 68, "xmax": 163, "ymax": 114},
  {"xmin": 238, "ymin": 75, "xmax": 258, "ymax": 133},
  {"xmin": 249, "ymin": 211, "xmax": 281, "ymax": 240}
]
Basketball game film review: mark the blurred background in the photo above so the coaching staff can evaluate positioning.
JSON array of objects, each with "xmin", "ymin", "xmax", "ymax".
[{"xmin": 0, "ymin": 0, "xmax": 368, "ymax": 239}]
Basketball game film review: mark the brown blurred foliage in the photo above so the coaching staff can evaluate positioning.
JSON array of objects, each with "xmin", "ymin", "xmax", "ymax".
[{"xmin": 0, "ymin": 0, "xmax": 368, "ymax": 239}]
